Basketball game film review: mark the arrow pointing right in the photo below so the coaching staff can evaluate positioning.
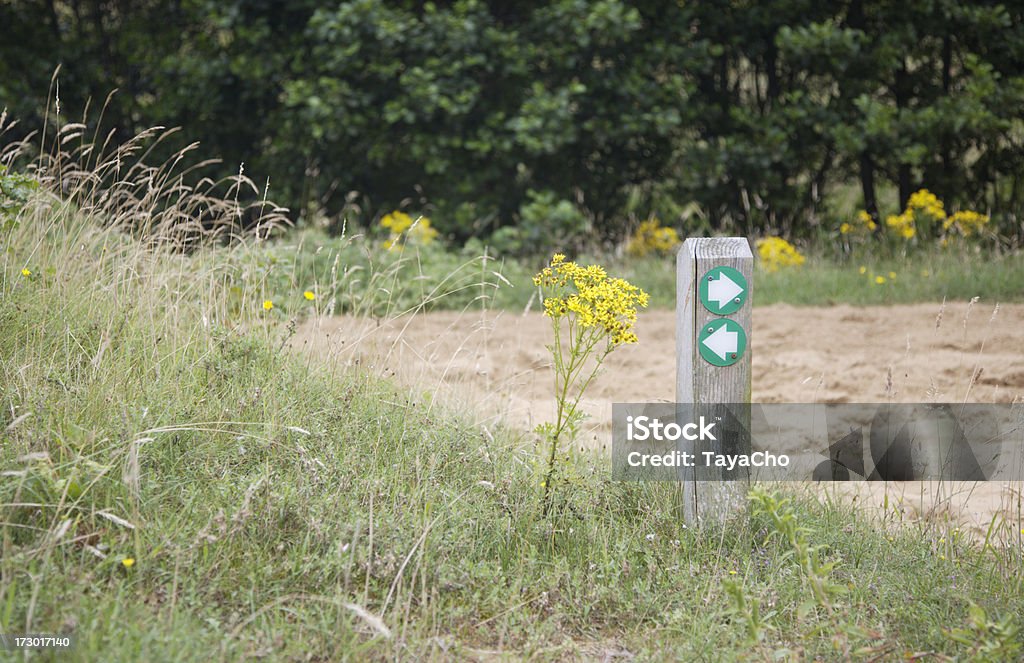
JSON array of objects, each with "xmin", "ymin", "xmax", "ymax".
[
  {"xmin": 707, "ymin": 272, "xmax": 744, "ymax": 308},
  {"xmin": 701, "ymin": 324, "xmax": 738, "ymax": 361}
]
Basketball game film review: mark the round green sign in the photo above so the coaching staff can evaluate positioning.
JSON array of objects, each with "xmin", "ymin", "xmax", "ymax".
[
  {"xmin": 698, "ymin": 319, "xmax": 747, "ymax": 367},
  {"xmin": 699, "ymin": 266, "xmax": 748, "ymax": 316}
]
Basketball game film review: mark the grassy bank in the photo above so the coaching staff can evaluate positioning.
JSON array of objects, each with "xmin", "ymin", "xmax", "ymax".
[
  {"xmin": 1, "ymin": 199, "xmax": 1023, "ymax": 660},
  {"xmin": 251, "ymin": 231, "xmax": 1024, "ymax": 314}
]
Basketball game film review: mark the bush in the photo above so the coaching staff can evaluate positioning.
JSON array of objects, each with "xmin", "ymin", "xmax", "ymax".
[{"xmin": 488, "ymin": 190, "xmax": 590, "ymax": 257}]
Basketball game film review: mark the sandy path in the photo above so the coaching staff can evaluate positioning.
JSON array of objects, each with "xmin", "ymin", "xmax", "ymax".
[{"xmin": 293, "ymin": 301, "xmax": 1024, "ymax": 538}]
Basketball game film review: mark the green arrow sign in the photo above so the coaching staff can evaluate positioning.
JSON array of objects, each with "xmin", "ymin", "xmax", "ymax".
[
  {"xmin": 698, "ymin": 319, "xmax": 747, "ymax": 367},
  {"xmin": 699, "ymin": 266, "xmax": 747, "ymax": 315}
]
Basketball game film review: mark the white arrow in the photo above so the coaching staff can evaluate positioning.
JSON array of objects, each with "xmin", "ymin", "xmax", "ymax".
[
  {"xmin": 707, "ymin": 273, "xmax": 744, "ymax": 309},
  {"xmin": 702, "ymin": 324, "xmax": 738, "ymax": 361}
]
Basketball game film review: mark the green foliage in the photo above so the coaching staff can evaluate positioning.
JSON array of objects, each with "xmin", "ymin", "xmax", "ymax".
[
  {"xmin": 0, "ymin": 165, "xmax": 37, "ymax": 230},
  {"xmin": 2, "ymin": 196, "xmax": 1024, "ymax": 658},
  {"xmin": 488, "ymin": 190, "xmax": 590, "ymax": 257},
  {"xmin": 246, "ymin": 229, "xmax": 529, "ymax": 318},
  {"xmin": 944, "ymin": 602, "xmax": 1022, "ymax": 662},
  {"xmin": 8, "ymin": 2, "xmax": 1022, "ymax": 242}
]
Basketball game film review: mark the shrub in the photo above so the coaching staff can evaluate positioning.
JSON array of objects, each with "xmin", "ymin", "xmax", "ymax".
[
  {"xmin": 0, "ymin": 165, "xmax": 38, "ymax": 230},
  {"xmin": 488, "ymin": 190, "xmax": 590, "ymax": 257},
  {"xmin": 626, "ymin": 217, "xmax": 681, "ymax": 257},
  {"xmin": 380, "ymin": 210, "xmax": 439, "ymax": 250},
  {"xmin": 756, "ymin": 236, "xmax": 806, "ymax": 272}
]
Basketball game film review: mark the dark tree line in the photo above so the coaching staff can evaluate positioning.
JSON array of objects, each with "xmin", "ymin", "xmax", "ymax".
[{"xmin": 2, "ymin": 0, "xmax": 1023, "ymax": 240}]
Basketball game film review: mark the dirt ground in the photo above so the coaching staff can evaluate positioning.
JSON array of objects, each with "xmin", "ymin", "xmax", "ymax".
[{"xmin": 293, "ymin": 301, "xmax": 1024, "ymax": 539}]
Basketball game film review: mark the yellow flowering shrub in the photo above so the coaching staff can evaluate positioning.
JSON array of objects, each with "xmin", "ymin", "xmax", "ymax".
[
  {"xmin": 381, "ymin": 210, "xmax": 413, "ymax": 234},
  {"xmin": 756, "ymin": 237, "xmax": 805, "ymax": 272},
  {"xmin": 626, "ymin": 218, "xmax": 681, "ymax": 257},
  {"xmin": 879, "ymin": 189, "xmax": 989, "ymax": 243},
  {"xmin": 840, "ymin": 210, "xmax": 877, "ymax": 236},
  {"xmin": 885, "ymin": 212, "xmax": 916, "ymax": 240},
  {"xmin": 380, "ymin": 210, "xmax": 439, "ymax": 250},
  {"xmin": 906, "ymin": 189, "xmax": 946, "ymax": 222},
  {"xmin": 943, "ymin": 209, "xmax": 990, "ymax": 237},
  {"xmin": 533, "ymin": 254, "xmax": 648, "ymax": 511},
  {"xmin": 533, "ymin": 253, "xmax": 649, "ymax": 346}
]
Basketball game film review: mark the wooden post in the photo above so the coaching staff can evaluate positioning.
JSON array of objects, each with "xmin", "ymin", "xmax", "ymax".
[{"xmin": 676, "ymin": 238, "xmax": 753, "ymax": 525}]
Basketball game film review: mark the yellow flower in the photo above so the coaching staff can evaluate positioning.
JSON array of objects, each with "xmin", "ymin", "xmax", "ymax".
[
  {"xmin": 626, "ymin": 218, "xmax": 681, "ymax": 257},
  {"xmin": 921, "ymin": 269, "xmax": 931, "ymax": 277},
  {"xmin": 907, "ymin": 189, "xmax": 946, "ymax": 222},
  {"xmin": 888, "ymin": 271, "xmax": 897, "ymax": 279},
  {"xmin": 943, "ymin": 209, "xmax": 989, "ymax": 237},
  {"xmin": 858, "ymin": 266, "xmax": 867, "ymax": 275},
  {"xmin": 885, "ymin": 212, "xmax": 916, "ymax": 240},
  {"xmin": 20, "ymin": 268, "xmax": 31, "ymax": 277},
  {"xmin": 262, "ymin": 300, "xmax": 274, "ymax": 311},
  {"xmin": 409, "ymin": 216, "xmax": 438, "ymax": 245},
  {"xmin": 756, "ymin": 237, "xmax": 805, "ymax": 272},
  {"xmin": 122, "ymin": 557, "xmax": 135, "ymax": 569},
  {"xmin": 303, "ymin": 290, "xmax": 316, "ymax": 301},
  {"xmin": 534, "ymin": 254, "xmax": 648, "ymax": 346},
  {"xmin": 380, "ymin": 211, "xmax": 413, "ymax": 233},
  {"xmin": 874, "ymin": 275, "xmax": 886, "ymax": 285},
  {"xmin": 844, "ymin": 211, "xmax": 876, "ymax": 237},
  {"xmin": 381, "ymin": 211, "xmax": 438, "ymax": 250},
  {"xmin": 728, "ymin": 570, "xmax": 738, "ymax": 575}
]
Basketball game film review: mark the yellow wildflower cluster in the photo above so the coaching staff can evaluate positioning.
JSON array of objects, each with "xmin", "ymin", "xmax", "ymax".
[
  {"xmin": 380, "ymin": 210, "xmax": 439, "ymax": 250},
  {"xmin": 533, "ymin": 254, "xmax": 649, "ymax": 345},
  {"xmin": 885, "ymin": 211, "xmax": 916, "ymax": 239},
  {"xmin": 906, "ymin": 189, "xmax": 946, "ymax": 222},
  {"xmin": 840, "ymin": 210, "xmax": 877, "ymax": 236},
  {"xmin": 756, "ymin": 237, "xmax": 805, "ymax": 272},
  {"xmin": 883, "ymin": 189, "xmax": 989, "ymax": 242},
  {"xmin": 626, "ymin": 218, "xmax": 680, "ymax": 257},
  {"xmin": 943, "ymin": 209, "xmax": 989, "ymax": 237}
]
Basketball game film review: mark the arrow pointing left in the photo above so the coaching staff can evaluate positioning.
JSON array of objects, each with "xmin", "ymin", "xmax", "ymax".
[{"xmin": 701, "ymin": 324, "xmax": 738, "ymax": 361}]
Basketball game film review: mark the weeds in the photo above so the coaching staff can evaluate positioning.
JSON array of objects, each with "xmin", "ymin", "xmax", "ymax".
[
  {"xmin": 532, "ymin": 254, "xmax": 648, "ymax": 514},
  {"xmin": 1, "ymin": 110, "xmax": 1023, "ymax": 660},
  {"xmin": 945, "ymin": 601, "xmax": 1022, "ymax": 662}
]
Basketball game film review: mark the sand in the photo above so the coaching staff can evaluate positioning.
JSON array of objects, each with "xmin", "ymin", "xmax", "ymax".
[{"xmin": 293, "ymin": 301, "xmax": 1024, "ymax": 538}]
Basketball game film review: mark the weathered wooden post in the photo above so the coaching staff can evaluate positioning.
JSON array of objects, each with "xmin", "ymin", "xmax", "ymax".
[{"xmin": 677, "ymin": 238, "xmax": 753, "ymax": 525}]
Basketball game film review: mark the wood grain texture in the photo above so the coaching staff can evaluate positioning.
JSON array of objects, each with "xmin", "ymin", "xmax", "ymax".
[
  {"xmin": 677, "ymin": 237, "xmax": 753, "ymax": 526},
  {"xmin": 676, "ymin": 241, "xmax": 699, "ymax": 522}
]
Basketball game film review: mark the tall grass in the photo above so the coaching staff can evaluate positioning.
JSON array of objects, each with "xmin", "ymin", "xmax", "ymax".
[{"xmin": 1, "ymin": 117, "xmax": 1023, "ymax": 660}]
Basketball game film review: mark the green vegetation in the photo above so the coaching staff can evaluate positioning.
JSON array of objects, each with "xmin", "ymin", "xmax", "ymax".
[
  {"xmin": 2, "ymin": 140, "xmax": 1023, "ymax": 661},
  {"xmin": 255, "ymin": 234, "xmax": 1024, "ymax": 313},
  {"xmin": 608, "ymin": 251, "xmax": 1024, "ymax": 309},
  {"xmin": 3, "ymin": 2, "xmax": 1024, "ymax": 242},
  {"xmin": 531, "ymin": 254, "xmax": 649, "ymax": 514},
  {"xmin": 244, "ymin": 228, "xmax": 533, "ymax": 318}
]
